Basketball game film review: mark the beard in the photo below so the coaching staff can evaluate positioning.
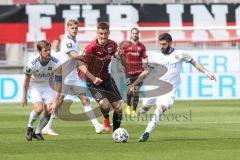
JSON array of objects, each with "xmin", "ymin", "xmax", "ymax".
[
  {"xmin": 131, "ymin": 36, "xmax": 139, "ymax": 42},
  {"xmin": 161, "ymin": 46, "xmax": 171, "ymax": 54}
]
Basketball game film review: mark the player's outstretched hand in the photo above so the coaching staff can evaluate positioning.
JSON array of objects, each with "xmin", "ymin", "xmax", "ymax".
[
  {"xmin": 22, "ymin": 97, "xmax": 27, "ymax": 107},
  {"xmin": 94, "ymin": 77, "xmax": 103, "ymax": 85},
  {"xmin": 207, "ymin": 72, "xmax": 217, "ymax": 81}
]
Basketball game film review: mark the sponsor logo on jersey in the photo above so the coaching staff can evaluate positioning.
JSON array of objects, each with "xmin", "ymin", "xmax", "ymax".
[
  {"xmin": 129, "ymin": 52, "xmax": 140, "ymax": 56},
  {"xmin": 160, "ymin": 62, "xmax": 177, "ymax": 68}
]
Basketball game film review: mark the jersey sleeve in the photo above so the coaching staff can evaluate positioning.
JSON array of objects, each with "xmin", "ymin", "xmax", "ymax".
[
  {"xmin": 180, "ymin": 51, "xmax": 193, "ymax": 63},
  {"xmin": 24, "ymin": 62, "xmax": 33, "ymax": 75},
  {"xmin": 62, "ymin": 39, "xmax": 77, "ymax": 55},
  {"xmin": 82, "ymin": 44, "xmax": 94, "ymax": 64},
  {"xmin": 85, "ymin": 44, "xmax": 94, "ymax": 55}
]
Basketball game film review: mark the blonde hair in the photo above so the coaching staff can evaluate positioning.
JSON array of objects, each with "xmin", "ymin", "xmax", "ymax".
[{"xmin": 67, "ymin": 19, "xmax": 79, "ymax": 27}]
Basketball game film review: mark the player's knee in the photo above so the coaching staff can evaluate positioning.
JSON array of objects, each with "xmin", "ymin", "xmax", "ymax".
[
  {"xmin": 34, "ymin": 107, "xmax": 43, "ymax": 115},
  {"xmin": 113, "ymin": 101, "xmax": 122, "ymax": 113},
  {"xmin": 79, "ymin": 96, "xmax": 90, "ymax": 105},
  {"xmin": 156, "ymin": 104, "xmax": 166, "ymax": 112},
  {"xmin": 100, "ymin": 99, "xmax": 111, "ymax": 110}
]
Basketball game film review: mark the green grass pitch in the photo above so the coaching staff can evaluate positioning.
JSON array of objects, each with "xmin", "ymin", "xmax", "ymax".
[{"xmin": 0, "ymin": 100, "xmax": 240, "ymax": 160}]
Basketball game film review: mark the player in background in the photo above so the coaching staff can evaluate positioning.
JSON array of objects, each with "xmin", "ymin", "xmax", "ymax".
[
  {"xmin": 22, "ymin": 40, "xmax": 62, "ymax": 141},
  {"xmin": 121, "ymin": 28, "xmax": 148, "ymax": 117},
  {"xmin": 60, "ymin": 19, "xmax": 103, "ymax": 134},
  {"xmin": 79, "ymin": 22, "xmax": 127, "ymax": 133},
  {"xmin": 42, "ymin": 38, "xmax": 61, "ymax": 136},
  {"xmin": 132, "ymin": 33, "xmax": 217, "ymax": 142},
  {"xmin": 50, "ymin": 38, "xmax": 61, "ymax": 58}
]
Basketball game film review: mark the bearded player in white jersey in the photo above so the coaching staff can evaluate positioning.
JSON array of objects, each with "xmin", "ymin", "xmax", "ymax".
[
  {"xmin": 59, "ymin": 19, "xmax": 103, "ymax": 134},
  {"xmin": 22, "ymin": 40, "xmax": 62, "ymax": 141},
  {"xmin": 132, "ymin": 33, "xmax": 217, "ymax": 142},
  {"xmin": 41, "ymin": 38, "xmax": 61, "ymax": 136}
]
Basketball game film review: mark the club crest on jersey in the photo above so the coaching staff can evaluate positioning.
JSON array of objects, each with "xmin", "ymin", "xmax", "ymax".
[
  {"xmin": 66, "ymin": 43, "xmax": 72, "ymax": 48},
  {"xmin": 175, "ymin": 55, "xmax": 180, "ymax": 60},
  {"xmin": 48, "ymin": 67, "xmax": 52, "ymax": 70},
  {"xmin": 137, "ymin": 46, "xmax": 141, "ymax": 52},
  {"xmin": 25, "ymin": 66, "xmax": 31, "ymax": 73}
]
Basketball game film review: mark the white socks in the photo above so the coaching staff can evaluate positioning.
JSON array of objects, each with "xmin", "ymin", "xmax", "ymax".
[
  {"xmin": 84, "ymin": 104, "xmax": 101, "ymax": 128},
  {"xmin": 35, "ymin": 113, "xmax": 49, "ymax": 134},
  {"xmin": 145, "ymin": 107, "xmax": 163, "ymax": 134},
  {"xmin": 27, "ymin": 110, "xmax": 38, "ymax": 128},
  {"xmin": 43, "ymin": 113, "xmax": 56, "ymax": 130}
]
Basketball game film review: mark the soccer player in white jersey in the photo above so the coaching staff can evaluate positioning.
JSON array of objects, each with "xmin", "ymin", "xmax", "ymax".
[
  {"xmin": 22, "ymin": 40, "xmax": 62, "ymax": 141},
  {"xmin": 50, "ymin": 38, "xmax": 61, "ymax": 59},
  {"xmin": 60, "ymin": 19, "xmax": 103, "ymax": 133},
  {"xmin": 135, "ymin": 33, "xmax": 217, "ymax": 142},
  {"xmin": 42, "ymin": 38, "xmax": 61, "ymax": 136}
]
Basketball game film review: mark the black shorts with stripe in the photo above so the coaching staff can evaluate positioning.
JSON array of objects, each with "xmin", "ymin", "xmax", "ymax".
[{"xmin": 87, "ymin": 76, "xmax": 122, "ymax": 103}]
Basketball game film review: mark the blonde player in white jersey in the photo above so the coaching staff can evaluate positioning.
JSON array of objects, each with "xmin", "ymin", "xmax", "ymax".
[
  {"xmin": 22, "ymin": 40, "xmax": 62, "ymax": 141},
  {"xmin": 42, "ymin": 38, "xmax": 61, "ymax": 136},
  {"xmin": 135, "ymin": 33, "xmax": 217, "ymax": 142},
  {"xmin": 59, "ymin": 19, "xmax": 103, "ymax": 133}
]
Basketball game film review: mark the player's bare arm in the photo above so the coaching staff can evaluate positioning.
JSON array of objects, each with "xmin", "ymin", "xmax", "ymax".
[
  {"xmin": 128, "ymin": 65, "xmax": 153, "ymax": 93},
  {"xmin": 191, "ymin": 59, "xmax": 217, "ymax": 81},
  {"xmin": 50, "ymin": 67, "xmax": 62, "ymax": 114},
  {"xmin": 78, "ymin": 62, "xmax": 103, "ymax": 85},
  {"xmin": 142, "ymin": 57, "xmax": 149, "ymax": 69},
  {"xmin": 115, "ymin": 48, "xmax": 128, "ymax": 66},
  {"xmin": 68, "ymin": 51, "xmax": 84, "ymax": 60},
  {"xmin": 22, "ymin": 74, "xmax": 31, "ymax": 107}
]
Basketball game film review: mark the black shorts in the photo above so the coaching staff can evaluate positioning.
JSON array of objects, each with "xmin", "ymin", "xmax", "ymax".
[
  {"xmin": 126, "ymin": 73, "xmax": 143, "ymax": 87},
  {"xmin": 87, "ymin": 76, "xmax": 122, "ymax": 103}
]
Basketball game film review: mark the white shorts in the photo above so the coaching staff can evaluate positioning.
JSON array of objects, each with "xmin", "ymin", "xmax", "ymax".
[
  {"xmin": 29, "ymin": 84, "xmax": 55, "ymax": 104},
  {"xmin": 62, "ymin": 79, "xmax": 87, "ymax": 96},
  {"xmin": 142, "ymin": 93, "xmax": 175, "ymax": 110}
]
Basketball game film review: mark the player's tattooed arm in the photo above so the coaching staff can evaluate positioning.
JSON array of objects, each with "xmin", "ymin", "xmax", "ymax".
[
  {"xmin": 142, "ymin": 57, "xmax": 149, "ymax": 69},
  {"xmin": 22, "ymin": 74, "xmax": 31, "ymax": 107},
  {"xmin": 128, "ymin": 65, "xmax": 153, "ymax": 93},
  {"xmin": 191, "ymin": 59, "xmax": 217, "ymax": 81}
]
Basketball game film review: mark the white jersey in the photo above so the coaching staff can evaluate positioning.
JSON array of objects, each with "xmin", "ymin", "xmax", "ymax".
[
  {"xmin": 151, "ymin": 48, "xmax": 193, "ymax": 96},
  {"xmin": 24, "ymin": 55, "xmax": 61, "ymax": 85},
  {"xmin": 60, "ymin": 35, "xmax": 80, "ymax": 84}
]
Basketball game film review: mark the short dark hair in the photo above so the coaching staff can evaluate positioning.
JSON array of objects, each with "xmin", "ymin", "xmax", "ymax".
[
  {"xmin": 97, "ymin": 22, "xmax": 109, "ymax": 30},
  {"xmin": 131, "ymin": 27, "xmax": 139, "ymax": 33},
  {"xmin": 158, "ymin": 33, "xmax": 172, "ymax": 42},
  {"xmin": 37, "ymin": 40, "xmax": 51, "ymax": 52}
]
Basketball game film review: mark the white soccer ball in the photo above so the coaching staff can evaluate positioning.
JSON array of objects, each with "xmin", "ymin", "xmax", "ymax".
[{"xmin": 112, "ymin": 128, "xmax": 129, "ymax": 143}]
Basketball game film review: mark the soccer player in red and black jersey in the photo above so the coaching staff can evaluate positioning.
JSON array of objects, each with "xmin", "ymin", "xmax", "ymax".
[
  {"xmin": 121, "ymin": 28, "xmax": 148, "ymax": 117},
  {"xmin": 79, "ymin": 22, "xmax": 127, "ymax": 133}
]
